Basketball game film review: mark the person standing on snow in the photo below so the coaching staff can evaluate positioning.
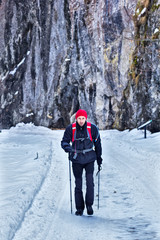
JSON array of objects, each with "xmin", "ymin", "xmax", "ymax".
[{"xmin": 61, "ymin": 109, "xmax": 102, "ymax": 216}]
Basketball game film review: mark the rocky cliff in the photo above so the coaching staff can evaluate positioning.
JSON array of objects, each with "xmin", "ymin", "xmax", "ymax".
[{"xmin": 0, "ymin": 0, "xmax": 160, "ymax": 131}]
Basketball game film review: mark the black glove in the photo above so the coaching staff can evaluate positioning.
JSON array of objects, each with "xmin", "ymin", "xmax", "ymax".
[
  {"xmin": 98, "ymin": 164, "xmax": 102, "ymax": 171},
  {"xmin": 97, "ymin": 156, "xmax": 102, "ymax": 165},
  {"xmin": 65, "ymin": 146, "xmax": 72, "ymax": 153}
]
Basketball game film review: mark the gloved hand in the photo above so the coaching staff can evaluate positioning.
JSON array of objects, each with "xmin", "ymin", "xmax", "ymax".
[
  {"xmin": 65, "ymin": 146, "xmax": 72, "ymax": 153},
  {"xmin": 98, "ymin": 164, "xmax": 102, "ymax": 171},
  {"xmin": 97, "ymin": 156, "xmax": 102, "ymax": 165}
]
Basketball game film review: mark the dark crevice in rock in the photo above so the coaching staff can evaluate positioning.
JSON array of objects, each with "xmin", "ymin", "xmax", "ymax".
[{"xmin": 64, "ymin": 0, "xmax": 71, "ymax": 41}]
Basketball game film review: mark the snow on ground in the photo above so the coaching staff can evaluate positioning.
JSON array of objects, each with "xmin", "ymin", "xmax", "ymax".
[{"xmin": 0, "ymin": 123, "xmax": 160, "ymax": 240}]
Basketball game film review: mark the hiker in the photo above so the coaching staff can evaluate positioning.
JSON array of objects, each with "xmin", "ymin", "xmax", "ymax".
[{"xmin": 61, "ymin": 109, "xmax": 102, "ymax": 216}]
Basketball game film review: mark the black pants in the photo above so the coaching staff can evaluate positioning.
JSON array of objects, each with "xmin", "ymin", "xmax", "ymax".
[{"xmin": 72, "ymin": 161, "xmax": 94, "ymax": 210}]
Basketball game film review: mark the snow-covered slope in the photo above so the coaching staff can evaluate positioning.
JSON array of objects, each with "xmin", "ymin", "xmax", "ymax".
[{"xmin": 0, "ymin": 123, "xmax": 160, "ymax": 240}]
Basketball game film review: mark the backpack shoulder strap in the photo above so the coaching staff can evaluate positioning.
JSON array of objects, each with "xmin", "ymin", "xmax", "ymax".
[
  {"xmin": 87, "ymin": 122, "xmax": 92, "ymax": 141},
  {"xmin": 72, "ymin": 122, "xmax": 76, "ymax": 142}
]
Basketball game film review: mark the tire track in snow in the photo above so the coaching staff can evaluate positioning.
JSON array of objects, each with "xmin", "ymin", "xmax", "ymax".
[
  {"xmin": 101, "ymin": 134, "xmax": 160, "ymax": 239},
  {"xmin": 110, "ymin": 139, "xmax": 160, "ymax": 208},
  {"xmin": 13, "ymin": 132, "xmax": 68, "ymax": 240},
  {"xmin": 9, "ymin": 140, "xmax": 53, "ymax": 240}
]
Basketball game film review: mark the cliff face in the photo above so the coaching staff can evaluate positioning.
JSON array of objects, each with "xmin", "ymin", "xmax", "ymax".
[
  {"xmin": 0, "ymin": 0, "xmax": 159, "ymax": 131},
  {"xmin": 115, "ymin": 0, "xmax": 160, "ymax": 132}
]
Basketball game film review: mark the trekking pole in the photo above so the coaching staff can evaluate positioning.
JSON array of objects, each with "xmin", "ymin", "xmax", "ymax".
[
  {"xmin": 96, "ymin": 166, "xmax": 102, "ymax": 209},
  {"xmin": 98, "ymin": 170, "xmax": 100, "ymax": 209},
  {"xmin": 68, "ymin": 156, "xmax": 73, "ymax": 214}
]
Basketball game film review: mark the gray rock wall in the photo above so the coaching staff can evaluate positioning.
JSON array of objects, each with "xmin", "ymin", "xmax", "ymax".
[{"xmin": 0, "ymin": 0, "xmax": 159, "ymax": 131}]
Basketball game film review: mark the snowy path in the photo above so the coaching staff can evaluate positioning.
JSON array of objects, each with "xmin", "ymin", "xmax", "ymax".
[
  {"xmin": 13, "ymin": 132, "xmax": 68, "ymax": 240},
  {"xmin": 0, "ymin": 125, "xmax": 160, "ymax": 240},
  {"xmin": 101, "ymin": 131, "xmax": 160, "ymax": 240}
]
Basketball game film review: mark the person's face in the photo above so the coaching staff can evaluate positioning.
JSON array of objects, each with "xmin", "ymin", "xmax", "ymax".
[{"xmin": 77, "ymin": 116, "xmax": 86, "ymax": 127}]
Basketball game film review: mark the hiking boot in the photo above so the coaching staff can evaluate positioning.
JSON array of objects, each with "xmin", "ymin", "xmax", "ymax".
[
  {"xmin": 75, "ymin": 209, "xmax": 83, "ymax": 216},
  {"xmin": 87, "ymin": 206, "xmax": 93, "ymax": 215}
]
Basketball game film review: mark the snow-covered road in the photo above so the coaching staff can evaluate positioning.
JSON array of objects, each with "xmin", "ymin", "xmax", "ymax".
[{"xmin": 0, "ymin": 123, "xmax": 160, "ymax": 240}]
